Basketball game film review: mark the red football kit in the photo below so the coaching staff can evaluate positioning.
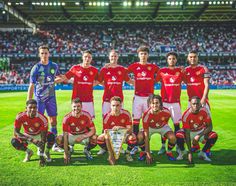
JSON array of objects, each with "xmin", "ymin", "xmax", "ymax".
[{"xmin": 65, "ymin": 64, "xmax": 98, "ymax": 102}]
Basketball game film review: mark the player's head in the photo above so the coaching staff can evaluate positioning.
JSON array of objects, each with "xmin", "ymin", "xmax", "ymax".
[
  {"xmin": 38, "ymin": 45, "xmax": 50, "ymax": 62},
  {"xmin": 187, "ymin": 50, "xmax": 198, "ymax": 66},
  {"xmin": 148, "ymin": 94, "xmax": 163, "ymax": 112},
  {"xmin": 26, "ymin": 99, "xmax": 37, "ymax": 118},
  {"xmin": 82, "ymin": 50, "xmax": 93, "ymax": 67},
  {"xmin": 137, "ymin": 46, "xmax": 149, "ymax": 63},
  {"xmin": 71, "ymin": 98, "xmax": 82, "ymax": 115},
  {"xmin": 109, "ymin": 49, "xmax": 119, "ymax": 64},
  {"xmin": 190, "ymin": 96, "xmax": 201, "ymax": 113},
  {"xmin": 110, "ymin": 96, "xmax": 122, "ymax": 114},
  {"xmin": 166, "ymin": 51, "xmax": 178, "ymax": 67}
]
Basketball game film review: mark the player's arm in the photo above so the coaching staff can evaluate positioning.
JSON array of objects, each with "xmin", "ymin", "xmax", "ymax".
[
  {"xmin": 201, "ymin": 69, "xmax": 210, "ymax": 106},
  {"xmin": 55, "ymin": 74, "xmax": 68, "ymax": 83},
  {"xmin": 93, "ymin": 80, "xmax": 100, "ymax": 86},
  {"xmin": 144, "ymin": 128, "xmax": 152, "ymax": 164},
  {"xmin": 27, "ymin": 83, "xmax": 34, "ymax": 100},
  {"xmin": 63, "ymin": 131, "xmax": 70, "ymax": 165},
  {"xmin": 193, "ymin": 121, "xmax": 212, "ymax": 143},
  {"xmin": 126, "ymin": 79, "xmax": 134, "ymax": 86},
  {"xmin": 39, "ymin": 130, "xmax": 47, "ymax": 166},
  {"xmin": 14, "ymin": 127, "xmax": 29, "ymax": 141},
  {"xmin": 82, "ymin": 126, "xmax": 96, "ymax": 139}
]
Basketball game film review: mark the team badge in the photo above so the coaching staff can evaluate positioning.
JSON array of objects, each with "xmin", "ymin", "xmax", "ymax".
[
  {"xmin": 34, "ymin": 122, "xmax": 40, "ymax": 127},
  {"xmin": 169, "ymin": 77, "xmax": 175, "ymax": 83},
  {"xmin": 196, "ymin": 71, "xmax": 201, "ymax": 75},
  {"xmin": 161, "ymin": 117, "xmax": 165, "ymax": 121},
  {"xmin": 150, "ymin": 119, "xmax": 154, "ymax": 123},
  {"xmin": 175, "ymin": 72, "xmax": 180, "ymax": 76},
  {"xmin": 90, "ymin": 71, "xmax": 93, "ymax": 75},
  {"xmin": 147, "ymin": 66, "xmax": 152, "ymax": 71},
  {"xmin": 80, "ymin": 120, "xmax": 85, "ymax": 124},
  {"xmin": 136, "ymin": 67, "xmax": 141, "ymax": 70},
  {"xmin": 50, "ymin": 69, "xmax": 55, "ymax": 74},
  {"xmin": 118, "ymin": 71, "xmax": 121, "ymax": 75},
  {"xmin": 190, "ymin": 77, "xmax": 195, "ymax": 82},
  {"xmin": 47, "ymin": 76, "xmax": 52, "ymax": 82},
  {"xmin": 190, "ymin": 120, "xmax": 194, "ymax": 123},
  {"xmin": 199, "ymin": 116, "xmax": 203, "ymax": 120},
  {"xmin": 120, "ymin": 119, "xmax": 125, "ymax": 123}
]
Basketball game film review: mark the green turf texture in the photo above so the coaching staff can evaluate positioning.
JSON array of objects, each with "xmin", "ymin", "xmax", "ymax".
[{"xmin": 0, "ymin": 90, "xmax": 236, "ymax": 185}]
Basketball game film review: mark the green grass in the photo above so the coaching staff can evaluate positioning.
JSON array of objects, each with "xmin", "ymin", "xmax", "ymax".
[{"xmin": 0, "ymin": 90, "xmax": 236, "ymax": 185}]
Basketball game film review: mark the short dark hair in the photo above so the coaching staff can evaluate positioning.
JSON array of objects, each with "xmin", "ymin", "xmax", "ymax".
[
  {"xmin": 147, "ymin": 94, "xmax": 163, "ymax": 107},
  {"xmin": 26, "ymin": 99, "xmax": 37, "ymax": 106},
  {"xmin": 166, "ymin": 51, "xmax": 178, "ymax": 59},
  {"xmin": 190, "ymin": 96, "xmax": 200, "ymax": 101},
  {"xmin": 110, "ymin": 96, "xmax": 122, "ymax": 103},
  {"xmin": 38, "ymin": 45, "xmax": 49, "ymax": 52},
  {"xmin": 137, "ymin": 46, "xmax": 149, "ymax": 54},
  {"xmin": 188, "ymin": 50, "xmax": 198, "ymax": 55},
  {"xmin": 83, "ymin": 50, "xmax": 92, "ymax": 55},
  {"xmin": 71, "ymin": 98, "xmax": 82, "ymax": 104}
]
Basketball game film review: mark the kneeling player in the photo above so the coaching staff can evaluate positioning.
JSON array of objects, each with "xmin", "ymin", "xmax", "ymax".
[
  {"xmin": 97, "ymin": 96, "xmax": 137, "ymax": 165},
  {"xmin": 137, "ymin": 94, "xmax": 177, "ymax": 164},
  {"xmin": 56, "ymin": 98, "xmax": 97, "ymax": 165},
  {"xmin": 11, "ymin": 99, "xmax": 55, "ymax": 166},
  {"xmin": 176, "ymin": 96, "xmax": 218, "ymax": 162}
]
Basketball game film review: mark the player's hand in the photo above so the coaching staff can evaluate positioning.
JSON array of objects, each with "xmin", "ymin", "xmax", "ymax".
[
  {"xmin": 75, "ymin": 135, "xmax": 85, "ymax": 143},
  {"xmin": 146, "ymin": 152, "xmax": 153, "ymax": 165},
  {"xmin": 193, "ymin": 135, "xmax": 200, "ymax": 144},
  {"xmin": 200, "ymin": 98, "xmax": 206, "ymax": 107},
  {"xmin": 187, "ymin": 152, "xmax": 193, "ymax": 164},
  {"xmin": 39, "ymin": 156, "xmax": 46, "ymax": 167},
  {"xmin": 104, "ymin": 63, "xmax": 111, "ymax": 68},
  {"xmin": 64, "ymin": 153, "xmax": 70, "ymax": 165}
]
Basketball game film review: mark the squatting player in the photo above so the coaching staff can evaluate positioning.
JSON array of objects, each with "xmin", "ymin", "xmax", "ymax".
[
  {"xmin": 56, "ymin": 98, "xmax": 97, "ymax": 165},
  {"xmin": 155, "ymin": 51, "xmax": 184, "ymax": 154},
  {"xmin": 27, "ymin": 45, "xmax": 60, "ymax": 137},
  {"xmin": 137, "ymin": 94, "xmax": 177, "ymax": 164},
  {"xmin": 97, "ymin": 96, "xmax": 137, "ymax": 165},
  {"xmin": 11, "ymin": 99, "xmax": 55, "ymax": 166},
  {"xmin": 176, "ymin": 96, "xmax": 218, "ymax": 162}
]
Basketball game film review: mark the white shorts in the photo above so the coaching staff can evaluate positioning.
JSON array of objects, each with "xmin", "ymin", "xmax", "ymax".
[
  {"xmin": 82, "ymin": 102, "xmax": 95, "ymax": 119},
  {"xmin": 68, "ymin": 133, "xmax": 89, "ymax": 146},
  {"xmin": 132, "ymin": 95, "xmax": 148, "ymax": 119},
  {"xmin": 190, "ymin": 129, "xmax": 205, "ymax": 143},
  {"xmin": 102, "ymin": 101, "xmax": 124, "ymax": 116},
  {"xmin": 24, "ymin": 133, "xmax": 41, "ymax": 144},
  {"xmin": 163, "ymin": 102, "xmax": 182, "ymax": 124},
  {"xmin": 188, "ymin": 101, "xmax": 211, "ymax": 117},
  {"xmin": 147, "ymin": 125, "xmax": 173, "ymax": 138}
]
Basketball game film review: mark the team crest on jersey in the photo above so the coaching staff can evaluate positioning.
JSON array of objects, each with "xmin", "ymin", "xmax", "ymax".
[
  {"xmin": 34, "ymin": 122, "xmax": 40, "ymax": 127},
  {"xmin": 190, "ymin": 77, "xmax": 195, "ymax": 82},
  {"xmin": 141, "ymin": 71, "xmax": 147, "ymax": 77},
  {"xmin": 118, "ymin": 71, "xmax": 121, "ymax": 75},
  {"xmin": 175, "ymin": 72, "xmax": 180, "ymax": 76},
  {"xmin": 190, "ymin": 120, "xmax": 194, "ymax": 123},
  {"xmin": 150, "ymin": 119, "xmax": 154, "ymax": 123},
  {"xmin": 170, "ymin": 77, "xmax": 175, "ymax": 83},
  {"xmin": 120, "ymin": 119, "xmax": 125, "ymax": 123},
  {"xmin": 24, "ymin": 122, "xmax": 28, "ymax": 126},
  {"xmin": 147, "ymin": 66, "xmax": 152, "ymax": 71},
  {"xmin": 80, "ymin": 120, "xmax": 85, "ymax": 124},
  {"xmin": 196, "ymin": 71, "xmax": 201, "ymax": 75},
  {"xmin": 50, "ymin": 69, "xmax": 55, "ymax": 74},
  {"xmin": 193, "ymin": 123, "xmax": 198, "ymax": 129},
  {"xmin": 83, "ymin": 76, "xmax": 88, "ymax": 81},
  {"xmin": 89, "ymin": 71, "xmax": 93, "ymax": 75},
  {"xmin": 199, "ymin": 116, "xmax": 203, "ymax": 120},
  {"xmin": 70, "ymin": 123, "xmax": 75, "ymax": 126},
  {"xmin": 111, "ymin": 122, "xmax": 116, "ymax": 126},
  {"xmin": 161, "ymin": 117, "xmax": 165, "ymax": 121},
  {"xmin": 112, "ymin": 76, "xmax": 117, "ymax": 81}
]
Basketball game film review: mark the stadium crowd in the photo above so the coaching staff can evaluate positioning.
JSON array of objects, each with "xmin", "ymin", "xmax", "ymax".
[{"xmin": 0, "ymin": 24, "xmax": 235, "ymax": 55}]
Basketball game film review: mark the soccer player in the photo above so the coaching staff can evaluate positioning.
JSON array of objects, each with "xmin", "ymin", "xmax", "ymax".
[
  {"xmin": 128, "ymin": 46, "xmax": 159, "ymax": 137},
  {"xmin": 99, "ymin": 49, "xmax": 133, "ymax": 117},
  {"xmin": 176, "ymin": 96, "xmax": 218, "ymax": 162},
  {"xmin": 11, "ymin": 99, "xmax": 55, "ymax": 166},
  {"xmin": 55, "ymin": 50, "xmax": 99, "ymax": 119},
  {"xmin": 137, "ymin": 94, "xmax": 177, "ymax": 164},
  {"xmin": 97, "ymin": 96, "xmax": 137, "ymax": 165},
  {"xmin": 27, "ymin": 45, "xmax": 60, "ymax": 137},
  {"xmin": 184, "ymin": 51, "xmax": 211, "ymax": 114},
  {"xmin": 56, "ymin": 98, "xmax": 97, "ymax": 165},
  {"xmin": 155, "ymin": 51, "xmax": 184, "ymax": 154}
]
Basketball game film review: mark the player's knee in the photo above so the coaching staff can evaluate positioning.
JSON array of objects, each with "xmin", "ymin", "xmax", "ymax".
[
  {"xmin": 127, "ymin": 135, "xmax": 137, "ymax": 147},
  {"xmin": 137, "ymin": 131, "xmax": 144, "ymax": 144},
  {"xmin": 208, "ymin": 131, "xmax": 218, "ymax": 139},
  {"xmin": 11, "ymin": 138, "xmax": 27, "ymax": 151}
]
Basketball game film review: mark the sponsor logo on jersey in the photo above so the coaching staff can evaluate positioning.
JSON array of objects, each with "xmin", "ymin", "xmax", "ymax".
[
  {"xmin": 39, "ymin": 66, "xmax": 44, "ymax": 72},
  {"xmin": 169, "ymin": 77, "xmax": 175, "ymax": 83},
  {"xmin": 141, "ymin": 71, "xmax": 147, "ymax": 77},
  {"xmin": 83, "ymin": 76, "xmax": 88, "ymax": 81},
  {"xmin": 34, "ymin": 122, "xmax": 40, "ymax": 127},
  {"xmin": 50, "ymin": 69, "xmax": 55, "ymax": 74},
  {"xmin": 112, "ymin": 76, "xmax": 117, "ymax": 81},
  {"xmin": 190, "ymin": 77, "xmax": 195, "ymax": 82},
  {"xmin": 136, "ymin": 67, "xmax": 141, "ymax": 70}
]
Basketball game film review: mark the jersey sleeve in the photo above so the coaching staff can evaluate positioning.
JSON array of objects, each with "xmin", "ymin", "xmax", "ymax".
[
  {"xmin": 98, "ymin": 68, "xmax": 105, "ymax": 83},
  {"xmin": 65, "ymin": 66, "xmax": 75, "ymax": 79},
  {"xmin": 14, "ymin": 113, "xmax": 23, "ymax": 129},
  {"xmin": 29, "ymin": 65, "xmax": 38, "ymax": 84},
  {"xmin": 94, "ymin": 68, "xmax": 99, "ymax": 81},
  {"xmin": 142, "ymin": 112, "xmax": 149, "ymax": 130},
  {"xmin": 62, "ymin": 117, "xmax": 69, "ymax": 132},
  {"xmin": 156, "ymin": 70, "xmax": 161, "ymax": 82},
  {"xmin": 203, "ymin": 66, "xmax": 211, "ymax": 78},
  {"xmin": 39, "ymin": 115, "xmax": 48, "ymax": 131},
  {"xmin": 203, "ymin": 110, "xmax": 212, "ymax": 125},
  {"xmin": 123, "ymin": 68, "xmax": 131, "ymax": 82},
  {"xmin": 182, "ymin": 113, "xmax": 190, "ymax": 129}
]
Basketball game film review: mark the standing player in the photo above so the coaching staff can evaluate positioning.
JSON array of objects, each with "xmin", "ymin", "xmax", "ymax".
[
  {"xmin": 56, "ymin": 98, "xmax": 97, "ymax": 165},
  {"xmin": 97, "ymin": 96, "xmax": 136, "ymax": 165},
  {"xmin": 56, "ymin": 50, "xmax": 99, "ymax": 119},
  {"xmin": 27, "ymin": 45, "xmax": 60, "ymax": 138},
  {"xmin": 176, "ymin": 96, "xmax": 218, "ymax": 162},
  {"xmin": 11, "ymin": 99, "xmax": 55, "ymax": 166},
  {"xmin": 184, "ymin": 51, "xmax": 211, "ymax": 113},
  {"xmin": 155, "ymin": 52, "xmax": 184, "ymax": 154},
  {"xmin": 128, "ymin": 46, "xmax": 159, "ymax": 137},
  {"xmin": 99, "ymin": 49, "xmax": 133, "ymax": 117},
  {"xmin": 137, "ymin": 94, "xmax": 177, "ymax": 163}
]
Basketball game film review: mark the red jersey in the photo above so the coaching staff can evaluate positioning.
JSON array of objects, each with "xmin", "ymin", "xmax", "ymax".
[
  {"xmin": 182, "ymin": 107, "xmax": 211, "ymax": 131},
  {"xmin": 65, "ymin": 64, "xmax": 98, "ymax": 102},
  {"xmin": 142, "ymin": 108, "xmax": 171, "ymax": 129},
  {"xmin": 14, "ymin": 111, "xmax": 48, "ymax": 136},
  {"xmin": 184, "ymin": 65, "xmax": 210, "ymax": 101},
  {"xmin": 99, "ymin": 65, "xmax": 130, "ymax": 102},
  {"xmin": 156, "ymin": 67, "xmax": 184, "ymax": 103},
  {"xmin": 62, "ymin": 110, "xmax": 95, "ymax": 135},
  {"xmin": 103, "ymin": 109, "xmax": 132, "ymax": 130},
  {"xmin": 128, "ymin": 62, "xmax": 159, "ymax": 97}
]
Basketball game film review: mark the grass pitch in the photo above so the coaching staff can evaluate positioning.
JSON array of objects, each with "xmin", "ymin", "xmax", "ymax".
[{"xmin": 0, "ymin": 90, "xmax": 236, "ymax": 185}]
